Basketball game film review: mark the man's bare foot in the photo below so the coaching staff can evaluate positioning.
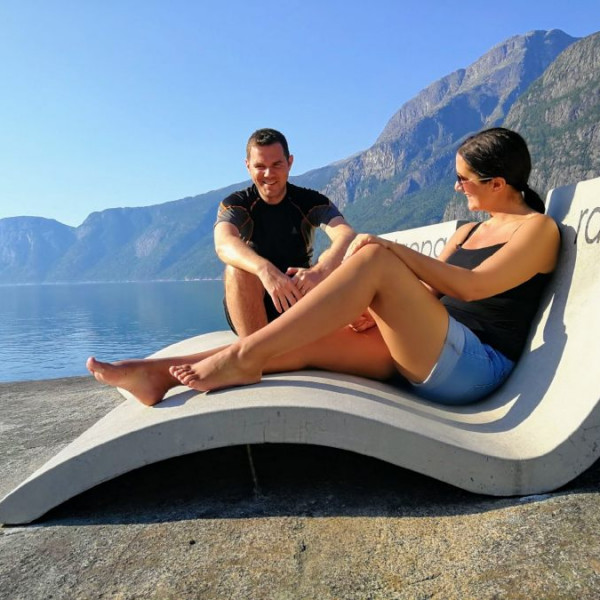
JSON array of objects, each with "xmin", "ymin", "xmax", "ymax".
[
  {"xmin": 86, "ymin": 357, "xmax": 176, "ymax": 406},
  {"xmin": 169, "ymin": 346, "xmax": 262, "ymax": 392}
]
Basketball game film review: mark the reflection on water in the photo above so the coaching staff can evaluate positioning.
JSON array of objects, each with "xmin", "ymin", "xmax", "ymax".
[{"xmin": 0, "ymin": 281, "xmax": 227, "ymax": 383}]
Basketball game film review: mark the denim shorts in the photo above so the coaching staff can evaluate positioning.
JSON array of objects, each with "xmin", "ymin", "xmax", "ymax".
[{"xmin": 409, "ymin": 316, "xmax": 515, "ymax": 405}]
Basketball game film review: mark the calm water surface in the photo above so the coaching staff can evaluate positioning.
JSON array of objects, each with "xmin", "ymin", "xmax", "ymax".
[{"xmin": 0, "ymin": 281, "xmax": 227, "ymax": 383}]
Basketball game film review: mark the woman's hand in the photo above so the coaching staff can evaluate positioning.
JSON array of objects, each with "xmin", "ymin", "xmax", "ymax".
[
  {"xmin": 343, "ymin": 233, "xmax": 390, "ymax": 261},
  {"xmin": 348, "ymin": 311, "xmax": 377, "ymax": 333}
]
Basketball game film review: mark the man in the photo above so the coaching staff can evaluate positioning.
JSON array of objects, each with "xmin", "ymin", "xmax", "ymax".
[{"xmin": 215, "ymin": 128, "xmax": 355, "ymax": 336}]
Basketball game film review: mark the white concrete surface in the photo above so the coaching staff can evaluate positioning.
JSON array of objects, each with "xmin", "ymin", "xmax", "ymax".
[
  {"xmin": 1, "ymin": 178, "xmax": 600, "ymax": 524},
  {"xmin": 380, "ymin": 219, "xmax": 466, "ymax": 257}
]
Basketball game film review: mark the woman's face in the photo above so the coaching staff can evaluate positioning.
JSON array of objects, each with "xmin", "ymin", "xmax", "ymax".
[{"xmin": 454, "ymin": 154, "xmax": 493, "ymax": 211}]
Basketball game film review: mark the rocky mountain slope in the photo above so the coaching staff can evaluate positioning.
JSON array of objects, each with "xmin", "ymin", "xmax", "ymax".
[
  {"xmin": 505, "ymin": 31, "xmax": 600, "ymax": 192},
  {"xmin": 445, "ymin": 30, "xmax": 600, "ymax": 221},
  {"xmin": 324, "ymin": 29, "xmax": 576, "ymax": 230}
]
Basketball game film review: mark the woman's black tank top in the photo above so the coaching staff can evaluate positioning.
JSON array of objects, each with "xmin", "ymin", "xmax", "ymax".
[{"xmin": 441, "ymin": 223, "xmax": 551, "ymax": 361}]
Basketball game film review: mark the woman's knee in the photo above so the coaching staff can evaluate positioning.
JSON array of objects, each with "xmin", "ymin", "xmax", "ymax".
[{"xmin": 354, "ymin": 242, "xmax": 413, "ymax": 279}]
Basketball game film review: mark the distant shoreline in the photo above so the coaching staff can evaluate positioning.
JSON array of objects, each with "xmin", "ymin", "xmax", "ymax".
[{"xmin": 0, "ymin": 278, "xmax": 224, "ymax": 287}]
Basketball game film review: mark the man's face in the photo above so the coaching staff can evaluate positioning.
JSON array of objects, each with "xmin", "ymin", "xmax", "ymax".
[{"xmin": 246, "ymin": 143, "xmax": 293, "ymax": 205}]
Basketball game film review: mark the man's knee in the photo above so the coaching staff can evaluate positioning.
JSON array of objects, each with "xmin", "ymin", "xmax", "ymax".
[
  {"xmin": 223, "ymin": 266, "xmax": 271, "ymax": 335},
  {"xmin": 224, "ymin": 265, "xmax": 263, "ymax": 292}
]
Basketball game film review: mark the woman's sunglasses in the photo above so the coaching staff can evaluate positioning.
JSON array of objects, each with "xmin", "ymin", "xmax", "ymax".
[{"xmin": 456, "ymin": 174, "xmax": 494, "ymax": 187}]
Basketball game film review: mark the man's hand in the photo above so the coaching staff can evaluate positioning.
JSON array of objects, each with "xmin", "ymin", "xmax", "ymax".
[
  {"xmin": 285, "ymin": 266, "xmax": 326, "ymax": 296},
  {"xmin": 258, "ymin": 263, "xmax": 303, "ymax": 313},
  {"xmin": 284, "ymin": 219, "xmax": 354, "ymax": 296},
  {"xmin": 216, "ymin": 222, "xmax": 304, "ymax": 314}
]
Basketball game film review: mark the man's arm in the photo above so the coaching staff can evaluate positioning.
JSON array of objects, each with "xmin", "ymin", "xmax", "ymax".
[
  {"xmin": 315, "ymin": 216, "xmax": 356, "ymax": 274},
  {"xmin": 286, "ymin": 216, "xmax": 355, "ymax": 294},
  {"xmin": 214, "ymin": 221, "xmax": 303, "ymax": 313}
]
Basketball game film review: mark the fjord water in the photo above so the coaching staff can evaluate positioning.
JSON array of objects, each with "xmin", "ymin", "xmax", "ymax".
[{"xmin": 0, "ymin": 281, "xmax": 228, "ymax": 383}]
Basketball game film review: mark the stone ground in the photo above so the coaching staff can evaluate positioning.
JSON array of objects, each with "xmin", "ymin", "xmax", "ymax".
[{"xmin": 1, "ymin": 377, "xmax": 599, "ymax": 599}]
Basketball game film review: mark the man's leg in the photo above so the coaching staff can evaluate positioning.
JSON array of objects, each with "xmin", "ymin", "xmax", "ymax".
[{"xmin": 224, "ymin": 265, "xmax": 269, "ymax": 337}]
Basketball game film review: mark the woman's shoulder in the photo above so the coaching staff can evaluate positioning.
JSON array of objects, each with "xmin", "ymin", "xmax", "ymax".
[
  {"xmin": 456, "ymin": 221, "xmax": 481, "ymax": 234},
  {"xmin": 510, "ymin": 213, "xmax": 561, "ymax": 272},
  {"xmin": 436, "ymin": 222, "xmax": 481, "ymax": 260},
  {"xmin": 517, "ymin": 212, "xmax": 560, "ymax": 237},
  {"xmin": 451, "ymin": 221, "xmax": 481, "ymax": 243}
]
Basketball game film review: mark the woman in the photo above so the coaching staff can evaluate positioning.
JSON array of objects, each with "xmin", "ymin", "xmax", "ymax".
[{"xmin": 87, "ymin": 128, "xmax": 560, "ymax": 406}]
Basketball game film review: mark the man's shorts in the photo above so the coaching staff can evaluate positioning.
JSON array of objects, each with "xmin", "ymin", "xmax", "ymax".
[
  {"xmin": 409, "ymin": 316, "xmax": 515, "ymax": 405},
  {"xmin": 223, "ymin": 293, "xmax": 281, "ymax": 335}
]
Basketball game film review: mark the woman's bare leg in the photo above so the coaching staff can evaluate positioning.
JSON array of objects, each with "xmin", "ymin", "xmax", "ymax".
[
  {"xmin": 170, "ymin": 244, "xmax": 450, "ymax": 392},
  {"xmin": 86, "ymin": 345, "xmax": 230, "ymax": 406},
  {"xmin": 87, "ymin": 326, "xmax": 393, "ymax": 406},
  {"xmin": 265, "ymin": 325, "xmax": 396, "ymax": 379}
]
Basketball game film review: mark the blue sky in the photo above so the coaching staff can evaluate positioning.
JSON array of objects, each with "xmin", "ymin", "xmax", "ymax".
[{"xmin": 1, "ymin": 1, "xmax": 598, "ymax": 227}]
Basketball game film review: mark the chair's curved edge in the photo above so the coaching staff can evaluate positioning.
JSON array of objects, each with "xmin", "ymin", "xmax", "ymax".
[
  {"xmin": 2, "ymin": 373, "xmax": 599, "ymax": 525},
  {"xmin": 145, "ymin": 329, "xmax": 238, "ymax": 360}
]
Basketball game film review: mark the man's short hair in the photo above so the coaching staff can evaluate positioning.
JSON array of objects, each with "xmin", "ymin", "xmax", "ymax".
[{"xmin": 246, "ymin": 128, "xmax": 290, "ymax": 160}]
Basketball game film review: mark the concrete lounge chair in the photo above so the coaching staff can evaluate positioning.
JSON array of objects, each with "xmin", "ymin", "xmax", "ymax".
[{"xmin": 1, "ymin": 177, "xmax": 599, "ymax": 525}]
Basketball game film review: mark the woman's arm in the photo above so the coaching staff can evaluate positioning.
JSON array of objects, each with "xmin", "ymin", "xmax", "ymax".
[{"xmin": 346, "ymin": 215, "xmax": 560, "ymax": 301}]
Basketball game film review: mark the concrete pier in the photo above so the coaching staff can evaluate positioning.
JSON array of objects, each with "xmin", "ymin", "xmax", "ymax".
[{"xmin": 1, "ymin": 376, "xmax": 599, "ymax": 599}]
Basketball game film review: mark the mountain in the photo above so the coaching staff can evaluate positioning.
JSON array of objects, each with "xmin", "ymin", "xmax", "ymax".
[
  {"xmin": 49, "ymin": 184, "xmax": 247, "ymax": 282},
  {"xmin": 2, "ymin": 29, "xmax": 599, "ymax": 284},
  {"xmin": 0, "ymin": 185, "xmax": 239, "ymax": 284},
  {"xmin": 323, "ymin": 29, "xmax": 577, "ymax": 231},
  {"xmin": 0, "ymin": 218, "xmax": 75, "ymax": 282},
  {"xmin": 504, "ymin": 31, "xmax": 600, "ymax": 192}
]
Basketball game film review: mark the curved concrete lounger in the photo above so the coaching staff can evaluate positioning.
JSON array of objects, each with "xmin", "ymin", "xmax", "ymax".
[{"xmin": 1, "ymin": 178, "xmax": 600, "ymax": 524}]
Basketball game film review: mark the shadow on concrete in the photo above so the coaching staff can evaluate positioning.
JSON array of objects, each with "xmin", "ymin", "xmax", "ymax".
[{"xmin": 34, "ymin": 442, "xmax": 600, "ymax": 527}]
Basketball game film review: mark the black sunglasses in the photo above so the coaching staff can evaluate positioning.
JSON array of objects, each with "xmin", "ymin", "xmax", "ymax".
[{"xmin": 456, "ymin": 174, "xmax": 494, "ymax": 187}]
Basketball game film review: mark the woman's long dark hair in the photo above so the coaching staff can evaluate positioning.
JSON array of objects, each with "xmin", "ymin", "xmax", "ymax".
[{"xmin": 458, "ymin": 128, "xmax": 545, "ymax": 213}]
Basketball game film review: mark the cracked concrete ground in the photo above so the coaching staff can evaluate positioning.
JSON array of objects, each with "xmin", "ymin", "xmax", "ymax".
[{"xmin": 1, "ymin": 377, "xmax": 599, "ymax": 599}]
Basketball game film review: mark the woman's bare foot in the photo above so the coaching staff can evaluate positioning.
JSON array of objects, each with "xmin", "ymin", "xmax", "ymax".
[
  {"xmin": 86, "ymin": 357, "xmax": 177, "ymax": 406},
  {"xmin": 169, "ymin": 346, "xmax": 262, "ymax": 392}
]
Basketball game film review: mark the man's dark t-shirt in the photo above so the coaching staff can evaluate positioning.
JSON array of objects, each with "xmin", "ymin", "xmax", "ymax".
[{"xmin": 215, "ymin": 183, "xmax": 343, "ymax": 272}]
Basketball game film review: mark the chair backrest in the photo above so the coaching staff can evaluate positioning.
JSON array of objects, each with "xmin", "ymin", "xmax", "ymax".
[{"xmin": 380, "ymin": 220, "xmax": 466, "ymax": 258}]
